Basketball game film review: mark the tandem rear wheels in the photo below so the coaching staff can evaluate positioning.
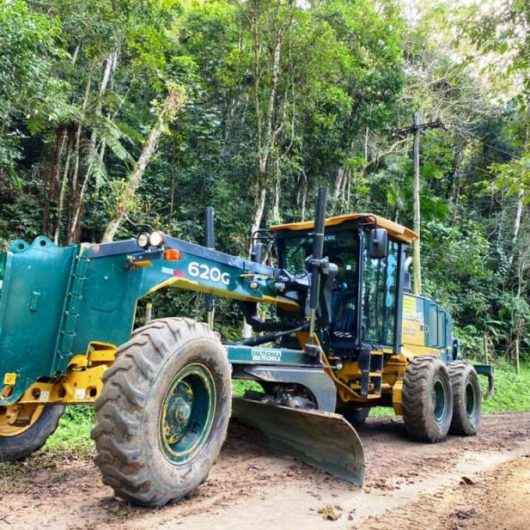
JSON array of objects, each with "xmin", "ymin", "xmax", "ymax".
[
  {"xmin": 402, "ymin": 357, "xmax": 481, "ymax": 442},
  {"xmin": 92, "ymin": 318, "xmax": 231, "ymax": 507}
]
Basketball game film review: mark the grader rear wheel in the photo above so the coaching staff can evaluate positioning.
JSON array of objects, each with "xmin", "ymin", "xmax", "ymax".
[
  {"xmin": 0, "ymin": 404, "xmax": 64, "ymax": 461},
  {"xmin": 448, "ymin": 361, "xmax": 481, "ymax": 436},
  {"xmin": 92, "ymin": 318, "xmax": 231, "ymax": 507},
  {"xmin": 402, "ymin": 356, "xmax": 453, "ymax": 442}
]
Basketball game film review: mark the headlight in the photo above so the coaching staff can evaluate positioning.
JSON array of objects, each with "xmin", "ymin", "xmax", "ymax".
[
  {"xmin": 149, "ymin": 231, "xmax": 165, "ymax": 247},
  {"xmin": 137, "ymin": 232, "xmax": 150, "ymax": 249}
]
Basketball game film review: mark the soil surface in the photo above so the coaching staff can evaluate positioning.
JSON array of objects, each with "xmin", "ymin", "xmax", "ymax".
[{"xmin": 1, "ymin": 412, "xmax": 530, "ymax": 530}]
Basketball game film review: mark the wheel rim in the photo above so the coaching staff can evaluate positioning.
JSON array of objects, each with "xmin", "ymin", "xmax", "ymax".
[
  {"xmin": 432, "ymin": 380, "xmax": 447, "ymax": 423},
  {"xmin": 160, "ymin": 363, "xmax": 216, "ymax": 464},
  {"xmin": 465, "ymin": 381, "xmax": 476, "ymax": 417}
]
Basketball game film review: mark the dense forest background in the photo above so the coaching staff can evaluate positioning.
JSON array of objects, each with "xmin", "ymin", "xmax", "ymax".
[{"xmin": 0, "ymin": 0, "xmax": 528, "ymax": 364}]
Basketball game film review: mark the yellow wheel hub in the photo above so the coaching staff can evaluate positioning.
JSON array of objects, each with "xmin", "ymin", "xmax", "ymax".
[{"xmin": 0, "ymin": 404, "xmax": 45, "ymax": 437}]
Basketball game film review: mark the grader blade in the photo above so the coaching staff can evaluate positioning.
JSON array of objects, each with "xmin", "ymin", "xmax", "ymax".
[{"xmin": 232, "ymin": 397, "xmax": 365, "ymax": 486}]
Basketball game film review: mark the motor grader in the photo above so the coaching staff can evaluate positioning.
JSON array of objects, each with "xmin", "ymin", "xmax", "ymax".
[{"xmin": 0, "ymin": 189, "xmax": 492, "ymax": 506}]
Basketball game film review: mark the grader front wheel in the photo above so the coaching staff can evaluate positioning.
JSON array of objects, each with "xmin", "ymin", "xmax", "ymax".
[
  {"xmin": 92, "ymin": 318, "xmax": 231, "ymax": 507},
  {"xmin": 0, "ymin": 404, "xmax": 64, "ymax": 461}
]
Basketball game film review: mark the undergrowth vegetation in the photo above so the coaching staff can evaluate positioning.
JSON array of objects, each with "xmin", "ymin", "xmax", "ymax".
[{"xmin": 481, "ymin": 362, "xmax": 530, "ymax": 414}]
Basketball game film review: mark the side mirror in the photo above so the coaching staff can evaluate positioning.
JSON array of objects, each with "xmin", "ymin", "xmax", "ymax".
[{"xmin": 369, "ymin": 228, "xmax": 388, "ymax": 259}]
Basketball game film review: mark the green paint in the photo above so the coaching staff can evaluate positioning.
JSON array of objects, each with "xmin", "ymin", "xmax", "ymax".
[
  {"xmin": 0, "ymin": 237, "xmax": 77, "ymax": 403},
  {"xmin": 160, "ymin": 363, "xmax": 215, "ymax": 464},
  {"xmin": 432, "ymin": 380, "xmax": 446, "ymax": 423},
  {"xmin": 227, "ymin": 345, "xmax": 312, "ymax": 366},
  {"xmin": 0, "ymin": 236, "xmax": 287, "ymax": 405}
]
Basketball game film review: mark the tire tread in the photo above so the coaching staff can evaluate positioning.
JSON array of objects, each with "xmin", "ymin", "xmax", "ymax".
[
  {"xmin": 402, "ymin": 356, "xmax": 453, "ymax": 442},
  {"xmin": 92, "ymin": 317, "xmax": 230, "ymax": 506}
]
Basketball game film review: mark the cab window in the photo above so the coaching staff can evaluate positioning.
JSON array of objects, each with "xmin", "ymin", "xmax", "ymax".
[
  {"xmin": 280, "ymin": 230, "xmax": 356, "ymax": 275},
  {"xmin": 362, "ymin": 237, "xmax": 399, "ymax": 345}
]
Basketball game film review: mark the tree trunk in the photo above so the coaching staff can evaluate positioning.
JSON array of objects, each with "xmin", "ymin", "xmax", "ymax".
[
  {"xmin": 412, "ymin": 112, "xmax": 422, "ymax": 295},
  {"xmin": 44, "ymin": 127, "xmax": 67, "ymax": 235},
  {"xmin": 71, "ymin": 73, "xmax": 93, "ymax": 200},
  {"xmin": 65, "ymin": 72, "xmax": 94, "ymax": 243},
  {"xmin": 248, "ymin": 187, "xmax": 267, "ymax": 252},
  {"xmin": 333, "ymin": 167, "xmax": 346, "ymax": 208},
  {"xmin": 248, "ymin": 2, "xmax": 284, "ymax": 252},
  {"xmin": 54, "ymin": 145, "xmax": 73, "ymax": 244},
  {"xmin": 510, "ymin": 188, "xmax": 524, "ymax": 266},
  {"xmin": 272, "ymin": 158, "xmax": 281, "ymax": 224},
  {"xmin": 68, "ymin": 52, "xmax": 117, "ymax": 243},
  {"xmin": 298, "ymin": 170, "xmax": 308, "ymax": 221},
  {"xmin": 101, "ymin": 86, "xmax": 185, "ymax": 243}
]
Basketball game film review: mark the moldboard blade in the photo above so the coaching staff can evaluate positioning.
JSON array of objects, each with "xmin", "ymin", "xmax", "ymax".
[{"xmin": 231, "ymin": 397, "xmax": 365, "ymax": 486}]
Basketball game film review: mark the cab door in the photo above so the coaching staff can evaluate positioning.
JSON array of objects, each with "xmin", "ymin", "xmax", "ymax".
[{"xmin": 361, "ymin": 236, "xmax": 400, "ymax": 347}]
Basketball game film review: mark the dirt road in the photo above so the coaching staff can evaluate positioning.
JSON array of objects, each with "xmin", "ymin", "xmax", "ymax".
[{"xmin": 1, "ymin": 412, "xmax": 530, "ymax": 530}]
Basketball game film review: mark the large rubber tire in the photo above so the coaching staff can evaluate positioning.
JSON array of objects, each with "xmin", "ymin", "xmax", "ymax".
[
  {"xmin": 92, "ymin": 318, "xmax": 231, "ymax": 507},
  {"xmin": 448, "ymin": 361, "xmax": 481, "ymax": 435},
  {"xmin": 402, "ymin": 357, "xmax": 453, "ymax": 442},
  {"xmin": 0, "ymin": 405, "xmax": 64, "ymax": 462},
  {"xmin": 341, "ymin": 407, "xmax": 370, "ymax": 426}
]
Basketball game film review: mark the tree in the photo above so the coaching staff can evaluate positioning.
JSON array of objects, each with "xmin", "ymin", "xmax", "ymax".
[{"xmin": 101, "ymin": 84, "xmax": 186, "ymax": 242}]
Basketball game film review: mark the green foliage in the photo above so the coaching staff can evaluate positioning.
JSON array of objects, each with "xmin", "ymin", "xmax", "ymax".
[
  {"xmin": 0, "ymin": 0, "xmax": 67, "ymax": 174},
  {"xmin": 481, "ymin": 363, "xmax": 530, "ymax": 414},
  {"xmin": 0, "ymin": 0, "xmax": 528, "ymax": 358},
  {"xmin": 44, "ymin": 406, "xmax": 94, "ymax": 456}
]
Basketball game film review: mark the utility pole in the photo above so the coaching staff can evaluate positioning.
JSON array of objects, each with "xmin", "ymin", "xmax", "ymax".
[
  {"xmin": 413, "ymin": 112, "xmax": 422, "ymax": 295},
  {"xmin": 393, "ymin": 114, "xmax": 445, "ymax": 295}
]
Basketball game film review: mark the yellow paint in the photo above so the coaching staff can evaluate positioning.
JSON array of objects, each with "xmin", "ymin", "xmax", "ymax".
[
  {"xmin": 402, "ymin": 321, "xmax": 426, "ymax": 346},
  {"xmin": 16, "ymin": 343, "xmax": 118, "ymax": 407},
  {"xmin": 392, "ymin": 380, "xmax": 403, "ymax": 415},
  {"xmin": 85, "ymin": 342, "xmax": 117, "ymax": 364},
  {"xmin": 331, "ymin": 336, "xmax": 443, "ymax": 413},
  {"xmin": 261, "ymin": 295, "xmax": 299, "ymax": 312},
  {"xmin": 19, "ymin": 364, "xmax": 108, "ymax": 405},
  {"xmin": 271, "ymin": 212, "xmax": 418, "ymax": 244},
  {"xmin": 0, "ymin": 404, "xmax": 44, "ymax": 437},
  {"xmin": 69, "ymin": 343, "xmax": 116, "ymax": 368},
  {"xmin": 3, "ymin": 373, "xmax": 16, "ymax": 386},
  {"xmin": 402, "ymin": 293, "xmax": 426, "ymax": 347},
  {"xmin": 334, "ymin": 350, "xmax": 389, "ymax": 402},
  {"xmin": 132, "ymin": 259, "xmax": 152, "ymax": 268},
  {"xmin": 148, "ymin": 276, "xmax": 300, "ymax": 312},
  {"xmin": 68, "ymin": 354, "xmax": 88, "ymax": 369}
]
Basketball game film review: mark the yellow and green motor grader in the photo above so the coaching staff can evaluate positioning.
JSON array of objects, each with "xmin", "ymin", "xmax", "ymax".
[{"xmin": 0, "ymin": 189, "xmax": 493, "ymax": 506}]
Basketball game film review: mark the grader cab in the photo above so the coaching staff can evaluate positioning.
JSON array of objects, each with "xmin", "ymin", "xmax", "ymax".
[{"xmin": 0, "ymin": 189, "xmax": 493, "ymax": 506}]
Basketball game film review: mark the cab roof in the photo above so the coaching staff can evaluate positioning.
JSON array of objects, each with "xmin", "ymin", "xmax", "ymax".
[{"xmin": 271, "ymin": 213, "xmax": 418, "ymax": 244}]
